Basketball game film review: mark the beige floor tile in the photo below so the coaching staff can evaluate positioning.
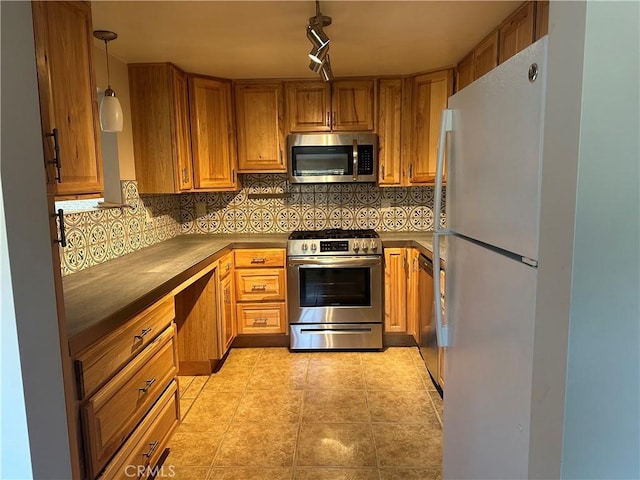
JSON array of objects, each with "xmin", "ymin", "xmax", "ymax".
[
  {"xmin": 294, "ymin": 467, "xmax": 379, "ymax": 480},
  {"xmin": 166, "ymin": 423, "xmax": 229, "ymax": 467},
  {"xmin": 223, "ymin": 348, "xmax": 263, "ymax": 368},
  {"xmin": 378, "ymin": 467, "xmax": 442, "ymax": 480},
  {"xmin": 302, "ymin": 390, "xmax": 370, "ymax": 423},
  {"xmin": 367, "ymin": 390, "xmax": 440, "ymax": 425},
  {"xmin": 234, "ymin": 390, "xmax": 303, "ymax": 423},
  {"xmin": 213, "ymin": 423, "xmax": 298, "ymax": 467},
  {"xmin": 208, "ymin": 467, "xmax": 293, "ymax": 480},
  {"xmin": 427, "ymin": 390, "xmax": 443, "ymax": 427},
  {"xmin": 308, "ymin": 352, "xmax": 362, "ymax": 367},
  {"xmin": 179, "ymin": 396, "xmax": 196, "ymax": 421},
  {"xmin": 202, "ymin": 367, "xmax": 253, "ymax": 392},
  {"xmin": 415, "ymin": 363, "xmax": 439, "ymax": 391},
  {"xmin": 372, "ymin": 424, "xmax": 441, "ymax": 469},
  {"xmin": 258, "ymin": 347, "xmax": 310, "ymax": 366},
  {"xmin": 182, "ymin": 391, "xmax": 243, "ymax": 424},
  {"xmin": 363, "ymin": 364, "xmax": 425, "ymax": 391},
  {"xmin": 167, "ymin": 465, "xmax": 210, "ymax": 479},
  {"xmin": 296, "ymin": 423, "xmax": 376, "ymax": 467},
  {"xmin": 361, "ymin": 348, "xmax": 416, "ymax": 367},
  {"xmin": 306, "ymin": 364, "xmax": 365, "ymax": 390},
  {"xmin": 247, "ymin": 364, "xmax": 307, "ymax": 390},
  {"xmin": 180, "ymin": 375, "xmax": 209, "ymax": 399},
  {"xmin": 178, "ymin": 376, "xmax": 195, "ymax": 397}
]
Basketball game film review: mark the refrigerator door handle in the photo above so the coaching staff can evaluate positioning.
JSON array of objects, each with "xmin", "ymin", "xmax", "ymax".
[{"xmin": 433, "ymin": 108, "xmax": 453, "ymax": 347}]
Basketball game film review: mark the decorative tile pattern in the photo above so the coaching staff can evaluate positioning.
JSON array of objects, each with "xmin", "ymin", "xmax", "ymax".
[
  {"xmin": 181, "ymin": 174, "xmax": 444, "ymax": 235},
  {"xmin": 59, "ymin": 181, "xmax": 182, "ymax": 275},
  {"xmin": 61, "ymin": 175, "xmax": 446, "ymax": 275}
]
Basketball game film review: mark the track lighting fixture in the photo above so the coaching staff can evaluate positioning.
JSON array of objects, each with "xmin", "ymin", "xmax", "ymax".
[
  {"xmin": 93, "ymin": 30, "xmax": 123, "ymax": 132},
  {"xmin": 306, "ymin": 0, "xmax": 333, "ymax": 82}
]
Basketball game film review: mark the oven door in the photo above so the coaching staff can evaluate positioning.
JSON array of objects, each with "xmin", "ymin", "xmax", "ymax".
[{"xmin": 287, "ymin": 256, "xmax": 382, "ymax": 324}]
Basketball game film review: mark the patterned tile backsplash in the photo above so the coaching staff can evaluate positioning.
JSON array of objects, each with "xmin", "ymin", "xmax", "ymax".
[{"xmin": 60, "ymin": 176, "xmax": 445, "ymax": 275}]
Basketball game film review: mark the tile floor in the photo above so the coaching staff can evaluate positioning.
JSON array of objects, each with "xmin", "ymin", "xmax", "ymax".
[{"xmin": 167, "ymin": 347, "xmax": 443, "ymax": 480}]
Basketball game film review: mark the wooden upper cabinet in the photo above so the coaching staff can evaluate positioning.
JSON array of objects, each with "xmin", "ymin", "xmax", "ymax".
[
  {"xmin": 377, "ymin": 79, "xmax": 403, "ymax": 186},
  {"xmin": 32, "ymin": 1, "xmax": 103, "ymax": 198},
  {"xmin": 286, "ymin": 81, "xmax": 331, "ymax": 132},
  {"xmin": 535, "ymin": 0, "xmax": 549, "ymax": 40},
  {"xmin": 188, "ymin": 75, "xmax": 239, "ymax": 190},
  {"xmin": 409, "ymin": 69, "xmax": 453, "ymax": 185},
  {"xmin": 129, "ymin": 63, "xmax": 192, "ymax": 193},
  {"xmin": 455, "ymin": 52, "xmax": 474, "ymax": 92},
  {"xmin": 285, "ymin": 79, "xmax": 375, "ymax": 133},
  {"xmin": 499, "ymin": 1, "xmax": 535, "ymax": 64},
  {"xmin": 473, "ymin": 31, "xmax": 499, "ymax": 81},
  {"xmin": 235, "ymin": 82, "xmax": 286, "ymax": 172},
  {"xmin": 331, "ymin": 80, "xmax": 375, "ymax": 131}
]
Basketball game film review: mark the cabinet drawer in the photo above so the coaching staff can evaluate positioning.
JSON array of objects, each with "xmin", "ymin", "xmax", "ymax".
[
  {"xmin": 83, "ymin": 325, "xmax": 178, "ymax": 478},
  {"xmin": 76, "ymin": 296, "xmax": 175, "ymax": 399},
  {"xmin": 234, "ymin": 249, "xmax": 285, "ymax": 268},
  {"xmin": 219, "ymin": 250, "xmax": 234, "ymax": 279},
  {"xmin": 99, "ymin": 381, "xmax": 179, "ymax": 480},
  {"xmin": 237, "ymin": 303, "xmax": 286, "ymax": 334},
  {"xmin": 235, "ymin": 269, "xmax": 285, "ymax": 301}
]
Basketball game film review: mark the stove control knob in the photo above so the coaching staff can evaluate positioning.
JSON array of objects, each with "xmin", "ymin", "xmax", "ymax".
[
  {"xmin": 310, "ymin": 243, "xmax": 317, "ymax": 252},
  {"xmin": 353, "ymin": 240, "xmax": 360, "ymax": 252},
  {"xmin": 370, "ymin": 240, "xmax": 378, "ymax": 251},
  {"xmin": 301, "ymin": 242, "xmax": 308, "ymax": 251}
]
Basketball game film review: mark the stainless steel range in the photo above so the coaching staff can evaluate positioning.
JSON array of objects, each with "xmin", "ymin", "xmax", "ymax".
[{"xmin": 287, "ymin": 228, "xmax": 383, "ymax": 350}]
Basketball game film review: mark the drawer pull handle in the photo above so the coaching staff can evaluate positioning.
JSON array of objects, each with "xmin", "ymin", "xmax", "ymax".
[
  {"xmin": 253, "ymin": 317, "xmax": 268, "ymax": 325},
  {"xmin": 251, "ymin": 284, "xmax": 267, "ymax": 291},
  {"xmin": 142, "ymin": 440, "xmax": 160, "ymax": 458},
  {"xmin": 226, "ymin": 263, "xmax": 231, "ymax": 271},
  {"xmin": 139, "ymin": 378, "xmax": 156, "ymax": 393},
  {"xmin": 251, "ymin": 257, "xmax": 266, "ymax": 264},
  {"xmin": 134, "ymin": 327, "xmax": 153, "ymax": 340}
]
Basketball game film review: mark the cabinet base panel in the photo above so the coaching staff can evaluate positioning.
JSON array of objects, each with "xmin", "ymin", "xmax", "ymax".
[
  {"xmin": 231, "ymin": 334, "xmax": 290, "ymax": 348},
  {"xmin": 178, "ymin": 360, "xmax": 218, "ymax": 376},
  {"xmin": 383, "ymin": 333, "xmax": 418, "ymax": 347}
]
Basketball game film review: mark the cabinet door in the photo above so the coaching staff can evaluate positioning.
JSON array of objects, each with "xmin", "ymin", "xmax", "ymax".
[
  {"xmin": 331, "ymin": 80, "xmax": 375, "ymax": 131},
  {"xmin": 235, "ymin": 82, "xmax": 286, "ymax": 172},
  {"xmin": 171, "ymin": 67, "xmax": 193, "ymax": 190},
  {"xmin": 473, "ymin": 31, "xmax": 499, "ymax": 80},
  {"xmin": 286, "ymin": 81, "xmax": 331, "ymax": 132},
  {"xmin": 32, "ymin": 1, "xmax": 103, "ymax": 197},
  {"xmin": 455, "ymin": 52, "xmax": 474, "ymax": 92},
  {"xmin": 189, "ymin": 76, "xmax": 238, "ymax": 190},
  {"xmin": 129, "ymin": 63, "xmax": 190, "ymax": 193},
  {"xmin": 384, "ymin": 248, "xmax": 407, "ymax": 333},
  {"xmin": 218, "ymin": 272, "xmax": 235, "ymax": 355},
  {"xmin": 377, "ymin": 79, "xmax": 403, "ymax": 186},
  {"xmin": 535, "ymin": 0, "xmax": 549, "ymax": 40},
  {"xmin": 406, "ymin": 249, "xmax": 420, "ymax": 341},
  {"xmin": 410, "ymin": 69, "xmax": 453, "ymax": 185},
  {"xmin": 499, "ymin": 2, "xmax": 535, "ymax": 64}
]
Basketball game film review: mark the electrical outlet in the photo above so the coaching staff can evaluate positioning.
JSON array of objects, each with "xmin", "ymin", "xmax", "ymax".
[
  {"xmin": 380, "ymin": 198, "xmax": 392, "ymax": 210},
  {"xmin": 145, "ymin": 206, "xmax": 153, "ymax": 222},
  {"xmin": 195, "ymin": 202, "xmax": 207, "ymax": 217}
]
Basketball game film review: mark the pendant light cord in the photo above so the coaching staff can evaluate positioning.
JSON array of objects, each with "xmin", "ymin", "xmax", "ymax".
[{"xmin": 104, "ymin": 39, "xmax": 111, "ymax": 90}]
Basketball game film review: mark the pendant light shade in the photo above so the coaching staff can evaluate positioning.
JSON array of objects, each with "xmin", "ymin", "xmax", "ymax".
[
  {"xmin": 306, "ymin": 1, "xmax": 333, "ymax": 81},
  {"xmin": 100, "ymin": 89, "xmax": 123, "ymax": 132},
  {"xmin": 93, "ymin": 30, "xmax": 123, "ymax": 133}
]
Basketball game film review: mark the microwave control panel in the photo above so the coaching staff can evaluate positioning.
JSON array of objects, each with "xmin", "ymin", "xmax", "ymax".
[{"xmin": 358, "ymin": 145, "xmax": 374, "ymax": 175}]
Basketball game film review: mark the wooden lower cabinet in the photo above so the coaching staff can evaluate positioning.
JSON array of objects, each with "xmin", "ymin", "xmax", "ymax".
[
  {"xmin": 218, "ymin": 266, "xmax": 236, "ymax": 356},
  {"xmin": 99, "ymin": 381, "xmax": 179, "ymax": 480},
  {"xmin": 384, "ymin": 248, "xmax": 419, "ymax": 339},
  {"xmin": 234, "ymin": 248, "xmax": 287, "ymax": 336}
]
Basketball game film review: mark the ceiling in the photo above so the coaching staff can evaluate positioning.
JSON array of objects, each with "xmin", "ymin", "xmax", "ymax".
[{"xmin": 91, "ymin": 1, "xmax": 520, "ymax": 79}]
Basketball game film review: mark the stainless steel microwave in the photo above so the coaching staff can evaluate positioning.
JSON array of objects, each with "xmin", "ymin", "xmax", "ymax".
[{"xmin": 287, "ymin": 133, "xmax": 378, "ymax": 184}]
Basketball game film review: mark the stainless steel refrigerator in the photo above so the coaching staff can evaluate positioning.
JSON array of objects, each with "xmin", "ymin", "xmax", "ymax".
[{"xmin": 432, "ymin": 37, "xmax": 548, "ymax": 479}]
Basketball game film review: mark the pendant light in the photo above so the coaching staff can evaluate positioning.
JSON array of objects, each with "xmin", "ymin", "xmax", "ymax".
[{"xmin": 93, "ymin": 30, "xmax": 123, "ymax": 133}]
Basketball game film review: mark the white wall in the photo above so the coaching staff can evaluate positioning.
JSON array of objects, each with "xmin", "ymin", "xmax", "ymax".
[
  {"xmin": 0, "ymin": 2, "xmax": 73, "ymax": 478},
  {"xmin": 561, "ymin": 1, "xmax": 640, "ymax": 477}
]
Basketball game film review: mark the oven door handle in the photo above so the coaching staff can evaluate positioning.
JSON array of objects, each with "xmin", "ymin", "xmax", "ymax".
[{"xmin": 288, "ymin": 257, "xmax": 381, "ymax": 268}]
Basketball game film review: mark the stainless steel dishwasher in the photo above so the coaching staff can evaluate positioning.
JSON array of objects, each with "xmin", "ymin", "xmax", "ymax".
[{"xmin": 418, "ymin": 254, "xmax": 438, "ymax": 384}]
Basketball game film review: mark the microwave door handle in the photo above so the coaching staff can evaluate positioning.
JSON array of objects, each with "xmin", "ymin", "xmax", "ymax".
[{"xmin": 352, "ymin": 139, "xmax": 358, "ymax": 181}]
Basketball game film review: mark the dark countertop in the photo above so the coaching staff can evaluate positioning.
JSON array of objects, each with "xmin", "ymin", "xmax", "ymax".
[{"xmin": 63, "ymin": 232, "xmax": 444, "ymax": 355}]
